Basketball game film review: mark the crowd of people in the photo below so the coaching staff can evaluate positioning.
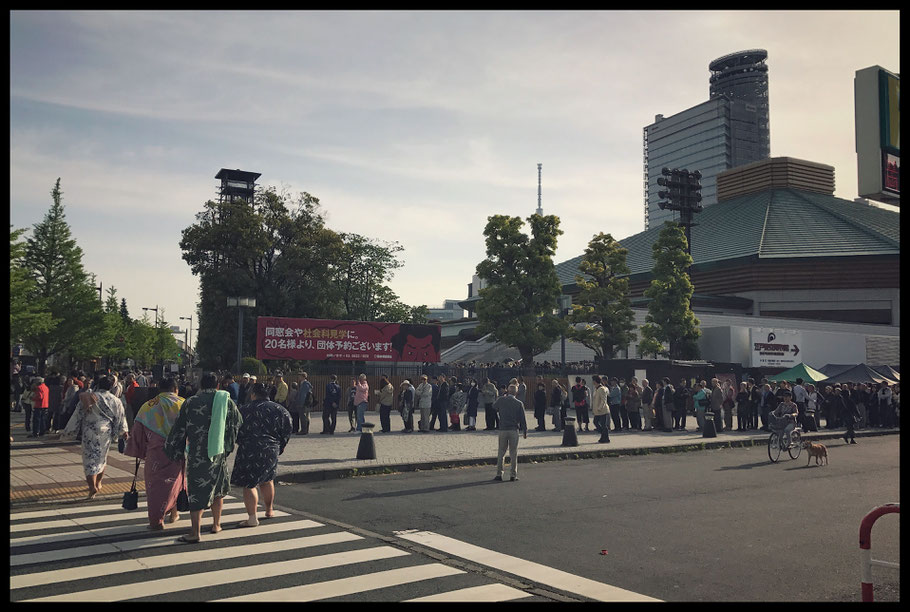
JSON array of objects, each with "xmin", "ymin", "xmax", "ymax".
[
  {"xmin": 254, "ymin": 371, "xmax": 900, "ymax": 444},
  {"xmin": 431, "ymin": 360, "xmax": 600, "ymax": 376},
  {"xmin": 9, "ymin": 365, "xmax": 293, "ymax": 541},
  {"xmin": 10, "ymin": 365, "xmax": 202, "ymax": 438},
  {"xmin": 9, "ymin": 358, "xmax": 901, "ymax": 532}
]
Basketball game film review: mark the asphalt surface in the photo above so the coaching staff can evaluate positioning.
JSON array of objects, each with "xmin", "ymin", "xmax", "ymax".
[{"xmin": 274, "ymin": 435, "xmax": 901, "ymax": 602}]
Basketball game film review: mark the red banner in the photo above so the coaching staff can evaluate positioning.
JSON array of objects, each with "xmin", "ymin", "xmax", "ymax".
[{"xmin": 256, "ymin": 317, "xmax": 441, "ymax": 362}]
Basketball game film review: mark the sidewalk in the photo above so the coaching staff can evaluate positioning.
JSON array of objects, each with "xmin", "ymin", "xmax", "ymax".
[{"xmin": 9, "ymin": 408, "xmax": 899, "ymax": 507}]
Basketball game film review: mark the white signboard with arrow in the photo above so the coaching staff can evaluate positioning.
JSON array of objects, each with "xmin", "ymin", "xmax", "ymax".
[{"xmin": 750, "ymin": 328, "xmax": 802, "ymax": 368}]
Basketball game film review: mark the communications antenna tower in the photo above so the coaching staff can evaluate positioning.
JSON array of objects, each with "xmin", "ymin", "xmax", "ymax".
[{"xmin": 536, "ymin": 163, "xmax": 543, "ymax": 216}]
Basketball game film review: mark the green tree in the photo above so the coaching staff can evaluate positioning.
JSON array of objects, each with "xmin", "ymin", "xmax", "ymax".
[
  {"xmin": 152, "ymin": 310, "xmax": 180, "ymax": 363},
  {"xmin": 334, "ymin": 233, "xmax": 402, "ymax": 321},
  {"xmin": 181, "ymin": 187, "xmax": 425, "ymax": 368},
  {"xmin": 475, "ymin": 214, "xmax": 566, "ymax": 365},
  {"xmin": 99, "ymin": 285, "xmax": 130, "ymax": 366},
  {"xmin": 21, "ymin": 179, "xmax": 107, "ymax": 374},
  {"xmin": 180, "ymin": 188, "xmax": 344, "ymax": 370},
  {"xmin": 637, "ymin": 222, "xmax": 701, "ymax": 360},
  {"xmin": 128, "ymin": 316, "xmax": 156, "ymax": 368},
  {"xmin": 10, "ymin": 226, "xmax": 53, "ymax": 347},
  {"xmin": 566, "ymin": 232, "xmax": 637, "ymax": 359},
  {"xmin": 119, "ymin": 297, "xmax": 130, "ymax": 324}
]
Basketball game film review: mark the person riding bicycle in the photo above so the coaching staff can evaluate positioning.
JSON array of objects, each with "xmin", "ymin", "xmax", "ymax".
[{"xmin": 770, "ymin": 388, "xmax": 798, "ymax": 446}]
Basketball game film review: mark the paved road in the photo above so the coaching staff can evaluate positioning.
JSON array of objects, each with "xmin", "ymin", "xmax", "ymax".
[{"xmin": 274, "ymin": 435, "xmax": 901, "ymax": 602}]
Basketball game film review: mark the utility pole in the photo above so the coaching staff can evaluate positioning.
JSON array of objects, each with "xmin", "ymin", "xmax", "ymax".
[{"xmin": 656, "ymin": 167, "xmax": 703, "ymax": 258}]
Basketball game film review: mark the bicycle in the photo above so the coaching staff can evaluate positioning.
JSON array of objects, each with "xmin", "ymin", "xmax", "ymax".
[{"xmin": 767, "ymin": 415, "xmax": 802, "ymax": 463}]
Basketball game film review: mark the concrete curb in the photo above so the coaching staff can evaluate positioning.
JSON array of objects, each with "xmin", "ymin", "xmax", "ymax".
[{"xmin": 276, "ymin": 429, "xmax": 899, "ymax": 484}]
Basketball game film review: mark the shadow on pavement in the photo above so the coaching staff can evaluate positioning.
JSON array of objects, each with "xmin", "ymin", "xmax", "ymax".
[
  {"xmin": 345, "ymin": 478, "xmax": 498, "ymax": 501},
  {"xmin": 281, "ymin": 458, "xmax": 353, "ymax": 466},
  {"xmin": 716, "ymin": 460, "xmax": 777, "ymax": 471}
]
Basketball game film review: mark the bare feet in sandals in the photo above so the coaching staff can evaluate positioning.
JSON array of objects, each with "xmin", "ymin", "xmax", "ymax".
[
  {"xmin": 210, "ymin": 525, "xmax": 222, "ymax": 534},
  {"xmin": 166, "ymin": 509, "xmax": 180, "ymax": 524},
  {"xmin": 235, "ymin": 518, "xmax": 260, "ymax": 528}
]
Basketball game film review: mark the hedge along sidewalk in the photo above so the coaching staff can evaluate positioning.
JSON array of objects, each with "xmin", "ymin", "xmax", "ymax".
[{"xmin": 274, "ymin": 428, "xmax": 898, "ymax": 484}]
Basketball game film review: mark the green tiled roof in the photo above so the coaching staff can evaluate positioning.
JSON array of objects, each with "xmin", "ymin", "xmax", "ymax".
[{"xmin": 556, "ymin": 188, "xmax": 900, "ymax": 286}]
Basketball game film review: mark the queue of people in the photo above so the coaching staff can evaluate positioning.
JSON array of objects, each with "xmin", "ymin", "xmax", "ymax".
[
  {"xmin": 202, "ymin": 371, "xmax": 900, "ymax": 444},
  {"xmin": 10, "ymin": 360, "xmax": 900, "ymax": 530}
]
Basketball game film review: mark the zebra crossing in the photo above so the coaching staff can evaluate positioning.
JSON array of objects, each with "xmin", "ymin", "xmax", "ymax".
[{"xmin": 9, "ymin": 496, "xmax": 539, "ymax": 602}]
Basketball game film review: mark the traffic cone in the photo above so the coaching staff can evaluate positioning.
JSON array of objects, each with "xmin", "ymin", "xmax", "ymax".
[
  {"xmin": 562, "ymin": 417, "xmax": 579, "ymax": 447},
  {"xmin": 356, "ymin": 421, "xmax": 377, "ymax": 460},
  {"xmin": 702, "ymin": 411, "xmax": 717, "ymax": 438}
]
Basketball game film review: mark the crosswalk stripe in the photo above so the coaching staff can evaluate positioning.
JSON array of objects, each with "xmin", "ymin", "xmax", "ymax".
[
  {"xmin": 23, "ymin": 546, "xmax": 412, "ymax": 601},
  {"xmin": 10, "ymin": 495, "xmax": 239, "ymax": 522},
  {"xmin": 216, "ymin": 563, "xmax": 465, "ymax": 602},
  {"xmin": 10, "ymin": 506, "xmax": 287, "ymax": 546},
  {"xmin": 10, "ymin": 502, "xmax": 277, "ymax": 532},
  {"xmin": 404, "ymin": 583, "xmax": 534, "ymax": 602},
  {"xmin": 395, "ymin": 531, "xmax": 661, "ymax": 602},
  {"xmin": 11, "ymin": 531, "xmax": 363, "ymax": 590},
  {"xmin": 10, "ymin": 518, "xmax": 323, "ymax": 566},
  {"xmin": 11, "ymin": 502, "xmax": 150, "ymax": 521}
]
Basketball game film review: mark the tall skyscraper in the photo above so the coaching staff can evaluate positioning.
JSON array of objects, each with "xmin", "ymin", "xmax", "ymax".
[{"xmin": 644, "ymin": 49, "xmax": 770, "ymax": 229}]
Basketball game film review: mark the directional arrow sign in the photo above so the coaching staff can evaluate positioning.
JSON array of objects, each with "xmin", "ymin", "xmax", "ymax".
[{"xmin": 792, "ymin": 345, "xmax": 800, "ymax": 357}]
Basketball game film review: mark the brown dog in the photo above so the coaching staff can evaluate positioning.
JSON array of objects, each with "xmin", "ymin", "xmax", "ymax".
[{"xmin": 804, "ymin": 440, "xmax": 828, "ymax": 466}]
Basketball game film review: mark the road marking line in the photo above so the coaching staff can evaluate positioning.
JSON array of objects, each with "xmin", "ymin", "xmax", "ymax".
[
  {"xmin": 22, "ymin": 546, "xmax": 411, "ymax": 601},
  {"xmin": 395, "ymin": 530, "xmax": 661, "ymax": 602},
  {"xmin": 215, "ymin": 563, "xmax": 465, "ymax": 602},
  {"xmin": 11, "ymin": 502, "xmax": 148, "ymax": 521},
  {"xmin": 11, "ymin": 531, "xmax": 363, "ymax": 590},
  {"xmin": 10, "ymin": 502, "xmax": 273, "ymax": 532},
  {"xmin": 10, "ymin": 518, "xmax": 323, "ymax": 566},
  {"xmin": 10, "ymin": 495, "xmax": 239, "ymax": 521},
  {"xmin": 405, "ymin": 583, "xmax": 534, "ymax": 602},
  {"xmin": 10, "ymin": 505, "xmax": 285, "ymax": 545}
]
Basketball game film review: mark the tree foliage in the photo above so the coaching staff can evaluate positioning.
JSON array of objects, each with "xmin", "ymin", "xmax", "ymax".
[
  {"xmin": 20, "ymin": 179, "xmax": 107, "ymax": 373},
  {"xmin": 180, "ymin": 187, "xmax": 426, "ymax": 370},
  {"xmin": 566, "ymin": 232, "xmax": 637, "ymax": 359},
  {"xmin": 10, "ymin": 226, "xmax": 53, "ymax": 347},
  {"xmin": 475, "ymin": 214, "xmax": 566, "ymax": 365},
  {"xmin": 638, "ymin": 222, "xmax": 701, "ymax": 360}
]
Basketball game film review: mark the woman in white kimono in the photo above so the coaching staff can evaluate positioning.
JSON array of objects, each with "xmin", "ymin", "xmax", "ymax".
[{"xmin": 64, "ymin": 375, "xmax": 129, "ymax": 499}]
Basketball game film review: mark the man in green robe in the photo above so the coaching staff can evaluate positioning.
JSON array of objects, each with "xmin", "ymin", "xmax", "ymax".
[{"xmin": 165, "ymin": 372, "xmax": 242, "ymax": 543}]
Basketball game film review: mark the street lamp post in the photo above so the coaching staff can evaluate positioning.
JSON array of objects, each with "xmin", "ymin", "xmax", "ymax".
[
  {"xmin": 558, "ymin": 295, "xmax": 572, "ymax": 376},
  {"xmin": 142, "ymin": 306, "xmax": 159, "ymax": 326},
  {"xmin": 227, "ymin": 297, "xmax": 257, "ymax": 374},
  {"xmin": 179, "ymin": 315, "xmax": 193, "ymax": 367}
]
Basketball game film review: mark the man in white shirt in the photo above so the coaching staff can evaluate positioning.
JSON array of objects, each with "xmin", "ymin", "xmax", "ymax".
[
  {"xmin": 792, "ymin": 377, "xmax": 808, "ymax": 429},
  {"xmin": 414, "ymin": 375, "xmax": 433, "ymax": 432}
]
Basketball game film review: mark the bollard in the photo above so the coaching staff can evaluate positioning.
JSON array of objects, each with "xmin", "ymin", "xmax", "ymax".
[
  {"xmin": 561, "ymin": 417, "xmax": 579, "ymax": 447},
  {"xmin": 356, "ymin": 421, "xmax": 377, "ymax": 460},
  {"xmin": 702, "ymin": 411, "xmax": 717, "ymax": 438},
  {"xmin": 805, "ymin": 410, "xmax": 818, "ymax": 432}
]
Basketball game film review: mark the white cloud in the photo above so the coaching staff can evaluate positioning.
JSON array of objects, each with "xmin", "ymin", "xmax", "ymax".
[{"xmin": 9, "ymin": 9, "xmax": 900, "ymax": 333}]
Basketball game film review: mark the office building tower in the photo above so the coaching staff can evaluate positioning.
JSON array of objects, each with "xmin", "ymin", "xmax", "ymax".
[{"xmin": 644, "ymin": 49, "xmax": 770, "ymax": 229}]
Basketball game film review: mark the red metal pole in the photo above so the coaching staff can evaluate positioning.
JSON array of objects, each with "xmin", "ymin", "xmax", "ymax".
[{"xmin": 859, "ymin": 503, "xmax": 899, "ymax": 602}]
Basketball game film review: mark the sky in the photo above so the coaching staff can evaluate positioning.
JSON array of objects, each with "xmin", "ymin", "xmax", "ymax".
[{"xmin": 10, "ymin": 10, "xmax": 900, "ymax": 349}]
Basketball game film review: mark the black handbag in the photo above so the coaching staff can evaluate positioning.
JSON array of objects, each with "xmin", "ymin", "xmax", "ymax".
[
  {"xmin": 176, "ymin": 488, "xmax": 190, "ymax": 512},
  {"xmin": 122, "ymin": 458, "xmax": 140, "ymax": 510}
]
